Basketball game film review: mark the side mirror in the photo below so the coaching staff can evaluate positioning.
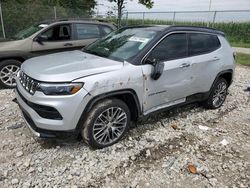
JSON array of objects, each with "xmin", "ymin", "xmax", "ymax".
[
  {"xmin": 151, "ymin": 61, "xmax": 164, "ymax": 80},
  {"xmin": 34, "ymin": 35, "xmax": 48, "ymax": 45},
  {"xmin": 145, "ymin": 58, "xmax": 165, "ymax": 80},
  {"xmin": 145, "ymin": 57, "xmax": 157, "ymax": 66}
]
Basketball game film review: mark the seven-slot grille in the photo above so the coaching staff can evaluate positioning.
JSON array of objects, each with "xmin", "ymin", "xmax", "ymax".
[{"xmin": 19, "ymin": 71, "xmax": 39, "ymax": 95}]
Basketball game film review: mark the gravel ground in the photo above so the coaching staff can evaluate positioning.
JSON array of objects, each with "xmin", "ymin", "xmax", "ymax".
[{"xmin": 0, "ymin": 65, "xmax": 249, "ymax": 188}]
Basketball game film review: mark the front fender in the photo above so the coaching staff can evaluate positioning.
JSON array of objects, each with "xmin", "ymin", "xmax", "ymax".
[{"xmin": 0, "ymin": 51, "xmax": 32, "ymax": 62}]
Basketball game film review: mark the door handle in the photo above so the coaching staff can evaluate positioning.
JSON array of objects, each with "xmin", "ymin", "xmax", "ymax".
[
  {"xmin": 179, "ymin": 63, "xmax": 190, "ymax": 68},
  {"xmin": 64, "ymin": 43, "xmax": 73, "ymax": 47}
]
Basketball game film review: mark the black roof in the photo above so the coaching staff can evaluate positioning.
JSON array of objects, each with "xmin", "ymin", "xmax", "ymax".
[
  {"xmin": 120, "ymin": 25, "xmax": 167, "ymax": 31},
  {"xmin": 121, "ymin": 25, "xmax": 225, "ymax": 36}
]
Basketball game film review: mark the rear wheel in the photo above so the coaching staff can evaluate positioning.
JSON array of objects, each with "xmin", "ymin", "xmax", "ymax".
[
  {"xmin": 0, "ymin": 59, "xmax": 21, "ymax": 89},
  {"xmin": 82, "ymin": 99, "xmax": 131, "ymax": 149},
  {"xmin": 203, "ymin": 78, "xmax": 228, "ymax": 109}
]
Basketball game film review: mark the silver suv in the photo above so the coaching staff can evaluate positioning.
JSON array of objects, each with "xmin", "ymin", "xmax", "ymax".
[
  {"xmin": 15, "ymin": 26, "xmax": 235, "ymax": 148},
  {"xmin": 0, "ymin": 20, "xmax": 115, "ymax": 88}
]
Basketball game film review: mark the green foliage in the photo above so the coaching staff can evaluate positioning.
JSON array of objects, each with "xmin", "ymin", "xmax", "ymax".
[
  {"xmin": 2, "ymin": 0, "xmax": 96, "ymax": 10},
  {"xmin": 1, "ymin": 2, "xmax": 54, "ymax": 38},
  {"xmin": 0, "ymin": 0, "xmax": 96, "ymax": 38},
  {"xmin": 236, "ymin": 53, "xmax": 250, "ymax": 66},
  {"xmin": 138, "ymin": 0, "xmax": 154, "ymax": 8}
]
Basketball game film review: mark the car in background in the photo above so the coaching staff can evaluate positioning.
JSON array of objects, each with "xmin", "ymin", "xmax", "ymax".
[{"xmin": 0, "ymin": 19, "xmax": 116, "ymax": 88}]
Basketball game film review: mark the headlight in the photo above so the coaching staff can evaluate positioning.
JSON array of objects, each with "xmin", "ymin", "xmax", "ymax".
[{"xmin": 38, "ymin": 83, "xmax": 83, "ymax": 95}]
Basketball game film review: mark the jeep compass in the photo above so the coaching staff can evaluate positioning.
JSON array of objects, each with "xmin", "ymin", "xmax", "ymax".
[{"xmin": 15, "ymin": 25, "xmax": 235, "ymax": 148}]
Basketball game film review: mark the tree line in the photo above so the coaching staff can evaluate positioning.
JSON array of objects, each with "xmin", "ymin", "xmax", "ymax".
[{"xmin": 0, "ymin": 0, "xmax": 97, "ymax": 37}]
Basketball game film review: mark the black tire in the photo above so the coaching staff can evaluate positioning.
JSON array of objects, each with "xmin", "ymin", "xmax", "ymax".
[
  {"xmin": 81, "ymin": 98, "xmax": 131, "ymax": 149},
  {"xmin": 0, "ymin": 59, "xmax": 22, "ymax": 89},
  {"xmin": 203, "ymin": 77, "xmax": 228, "ymax": 109}
]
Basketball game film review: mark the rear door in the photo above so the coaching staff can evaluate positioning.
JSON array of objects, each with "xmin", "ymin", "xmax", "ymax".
[
  {"xmin": 187, "ymin": 33, "xmax": 222, "ymax": 93},
  {"xmin": 71, "ymin": 23, "xmax": 102, "ymax": 49}
]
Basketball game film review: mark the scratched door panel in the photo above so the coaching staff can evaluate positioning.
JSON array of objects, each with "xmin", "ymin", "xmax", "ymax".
[{"xmin": 141, "ymin": 57, "xmax": 194, "ymax": 112}]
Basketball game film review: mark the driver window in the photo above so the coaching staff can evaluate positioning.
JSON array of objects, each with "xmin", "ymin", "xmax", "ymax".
[
  {"xmin": 148, "ymin": 33, "xmax": 188, "ymax": 62},
  {"xmin": 41, "ymin": 24, "xmax": 71, "ymax": 41}
]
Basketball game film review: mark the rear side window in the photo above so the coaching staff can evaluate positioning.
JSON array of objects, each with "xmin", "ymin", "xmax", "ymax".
[
  {"xmin": 101, "ymin": 26, "xmax": 113, "ymax": 35},
  {"xmin": 148, "ymin": 33, "xmax": 188, "ymax": 62},
  {"xmin": 188, "ymin": 33, "xmax": 221, "ymax": 56},
  {"xmin": 75, "ymin": 24, "xmax": 100, "ymax": 40}
]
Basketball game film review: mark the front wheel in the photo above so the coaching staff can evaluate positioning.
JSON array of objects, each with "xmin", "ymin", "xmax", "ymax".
[
  {"xmin": 82, "ymin": 99, "xmax": 131, "ymax": 149},
  {"xmin": 0, "ymin": 59, "xmax": 21, "ymax": 89},
  {"xmin": 203, "ymin": 78, "xmax": 228, "ymax": 109}
]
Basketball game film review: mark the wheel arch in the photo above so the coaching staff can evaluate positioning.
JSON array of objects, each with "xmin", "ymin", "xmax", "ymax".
[
  {"xmin": 75, "ymin": 89, "xmax": 142, "ymax": 132},
  {"xmin": 0, "ymin": 56, "xmax": 26, "ymax": 63},
  {"xmin": 216, "ymin": 69, "xmax": 233, "ymax": 86},
  {"xmin": 202, "ymin": 69, "xmax": 233, "ymax": 109},
  {"xmin": 209, "ymin": 69, "xmax": 233, "ymax": 93},
  {"xmin": 218, "ymin": 71, "xmax": 233, "ymax": 86}
]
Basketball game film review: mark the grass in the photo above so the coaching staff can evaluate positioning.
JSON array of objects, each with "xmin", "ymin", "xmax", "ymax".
[
  {"xmin": 118, "ymin": 19, "xmax": 250, "ymax": 48},
  {"xmin": 230, "ymin": 42, "xmax": 250, "ymax": 48},
  {"xmin": 236, "ymin": 53, "xmax": 250, "ymax": 66}
]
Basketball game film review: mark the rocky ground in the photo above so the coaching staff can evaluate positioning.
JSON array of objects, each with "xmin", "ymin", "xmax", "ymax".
[{"xmin": 0, "ymin": 65, "xmax": 249, "ymax": 188}]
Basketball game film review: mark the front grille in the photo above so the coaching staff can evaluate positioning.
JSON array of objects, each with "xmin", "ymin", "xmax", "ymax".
[{"xmin": 19, "ymin": 71, "xmax": 40, "ymax": 95}]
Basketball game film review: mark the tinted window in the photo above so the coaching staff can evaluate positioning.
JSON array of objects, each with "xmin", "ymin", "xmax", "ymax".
[
  {"xmin": 76, "ymin": 24, "xmax": 100, "ymax": 39},
  {"xmin": 148, "ymin": 33, "xmax": 188, "ymax": 62},
  {"xmin": 41, "ymin": 24, "xmax": 71, "ymax": 41},
  {"xmin": 188, "ymin": 33, "xmax": 221, "ymax": 56}
]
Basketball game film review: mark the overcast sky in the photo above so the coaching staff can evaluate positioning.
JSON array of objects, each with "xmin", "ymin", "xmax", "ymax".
[{"xmin": 97, "ymin": 0, "xmax": 250, "ymax": 13}]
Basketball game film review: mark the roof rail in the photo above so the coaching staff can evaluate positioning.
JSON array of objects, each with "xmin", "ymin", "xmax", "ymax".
[
  {"xmin": 168, "ymin": 25, "xmax": 225, "ymax": 36},
  {"xmin": 37, "ymin": 18, "xmax": 112, "ymax": 25},
  {"xmin": 53, "ymin": 17, "xmax": 110, "ymax": 23}
]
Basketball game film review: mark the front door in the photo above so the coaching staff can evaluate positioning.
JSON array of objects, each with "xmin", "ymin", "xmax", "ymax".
[
  {"xmin": 141, "ymin": 33, "xmax": 195, "ymax": 114},
  {"xmin": 31, "ymin": 24, "xmax": 74, "ymax": 56}
]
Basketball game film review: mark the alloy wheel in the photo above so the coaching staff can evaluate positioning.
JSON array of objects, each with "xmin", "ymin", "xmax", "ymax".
[
  {"xmin": 0, "ymin": 65, "xmax": 20, "ymax": 87},
  {"xmin": 212, "ymin": 81, "xmax": 227, "ymax": 108},
  {"xmin": 92, "ymin": 107, "xmax": 127, "ymax": 145}
]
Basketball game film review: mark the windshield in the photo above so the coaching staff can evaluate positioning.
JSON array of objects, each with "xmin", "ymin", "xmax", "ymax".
[
  {"xmin": 84, "ymin": 27, "xmax": 158, "ymax": 62},
  {"xmin": 13, "ymin": 23, "xmax": 48, "ymax": 40}
]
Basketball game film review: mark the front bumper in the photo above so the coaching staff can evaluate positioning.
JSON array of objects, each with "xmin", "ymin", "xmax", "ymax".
[
  {"xmin": 17, "ymin": 101, "xmax": 77, "ymax": 138},
  {"xmin": 15, "ymin": 79, "xmax": 90, "ymax": 138}
]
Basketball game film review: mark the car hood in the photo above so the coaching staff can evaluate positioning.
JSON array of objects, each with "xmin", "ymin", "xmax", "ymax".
[{"xmin": 22, "ymin": 50, "xmax": 123, "ymax": 82}]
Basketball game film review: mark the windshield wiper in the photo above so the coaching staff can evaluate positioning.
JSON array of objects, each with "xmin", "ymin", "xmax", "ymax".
[{"xmin": 84, "ymin": 49, "xmax": 107, "ymax": 58}]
